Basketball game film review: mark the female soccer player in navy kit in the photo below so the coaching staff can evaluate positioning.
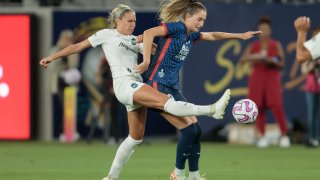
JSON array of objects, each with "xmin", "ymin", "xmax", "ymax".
[
  {"xmin": 136, "ymin": 0, "xmax": 261, "ymax": 179},
  {"xmin": 40, "ymin": 4, "xmax": 232, "ymax": 180}
]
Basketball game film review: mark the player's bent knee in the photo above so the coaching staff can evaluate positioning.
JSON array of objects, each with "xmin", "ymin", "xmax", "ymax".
[
  {"xmin": 159, "ymin": 93, "xmax": 170, "ymax": 106},
  {"xmin": 183, "ymin": 124, "xmax": 197, "ymax": 137}
]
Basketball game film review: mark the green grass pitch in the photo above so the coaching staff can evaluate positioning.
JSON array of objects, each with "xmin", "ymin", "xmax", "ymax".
[{"xmin": 1, "ymin": 141, "xmax": 320, "ymax": 180}]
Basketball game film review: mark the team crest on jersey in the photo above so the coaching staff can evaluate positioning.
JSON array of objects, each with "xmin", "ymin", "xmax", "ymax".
[
  {"xmin": 158, "ymin": 69, "xmax": 165, "ymax": 78},
  {"xmin": 131, "ymin": 38, "xmax": 137, "ymax": 45},
  {"xmin": 131, "ymin": 83, "xmax": 138, "ymax": 89}
]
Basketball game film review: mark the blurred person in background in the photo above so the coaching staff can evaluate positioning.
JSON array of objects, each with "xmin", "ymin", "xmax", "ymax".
[
  {"xmin": 139, "ymin": 0, "xmax": 260, "ymax": 179},
  {"xmin": 295, "ymin": 20, "xmax": 320, "ymax": 147},
  {"xmin": 48, "ymin": 29, "xmax": 80, "ymax": 139},
  {"xmin": 301, "ymin": 60, "xmax": 320, "ymax": 147},
  {"xmin": 239, "ymin": 16, "xmax": 290, "ymax": 148},
  {"xmin": 40, "ymin": 4, "xmax": 231, "ymax": 180},
  {"xmin": 295, "ymin": 16, "xmax": 320, "ymax": 63}
]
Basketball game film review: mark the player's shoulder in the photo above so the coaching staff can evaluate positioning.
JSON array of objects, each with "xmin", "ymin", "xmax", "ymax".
[
  {"xmin": 163, "ymin": 22, "xmax": 186, "ymax": 35},
  {"xmin": 95, "ymin": 28, "xmax": 116, "ymax": 35},
  {"xmin": 163, "ymin": 21, "xmax": 185, "ymax": 29}
]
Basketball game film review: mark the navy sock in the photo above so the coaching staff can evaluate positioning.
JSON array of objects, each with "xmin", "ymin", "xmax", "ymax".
[
  {"xmin": 188, "ymin": 122, "xmax": 202, "ymax": 171},
  {"xmin": 176, "ymin": 124, "xmax": 197, "ymax": 170}
]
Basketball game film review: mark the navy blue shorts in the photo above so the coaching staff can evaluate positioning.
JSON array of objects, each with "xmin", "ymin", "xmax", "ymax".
[
  {"xmin": 145, "ymin": 80, "xmax": 188, "ymax": 113},
  {"xmin": 145, "ymin": 80, "xmax": 188, "ymax": 102}
]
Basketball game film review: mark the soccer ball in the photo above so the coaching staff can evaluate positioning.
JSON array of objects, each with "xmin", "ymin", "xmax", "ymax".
[{"xmin": 232, "ymin": 99, "xmax": 258, "ymax": 124}]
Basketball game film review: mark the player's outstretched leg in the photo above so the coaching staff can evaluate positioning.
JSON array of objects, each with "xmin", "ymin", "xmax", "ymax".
[{"xmin": 210, "ymin": 89, "xmax": 231, "ymax": 119}]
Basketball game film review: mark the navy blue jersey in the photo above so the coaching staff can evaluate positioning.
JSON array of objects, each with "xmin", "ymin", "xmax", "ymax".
[{"xmin": 143, "ymin": 22, "xmax": 202, "ymax": 90}]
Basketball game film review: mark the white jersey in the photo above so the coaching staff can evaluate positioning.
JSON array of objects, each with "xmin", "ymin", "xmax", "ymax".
[
  {"xmin": 304, "ymin": 32, "xmax": 320, "ymax": 60},
  {"xmin": 88, "ymin": 29, "xmax": 143, "ymax": 79}
]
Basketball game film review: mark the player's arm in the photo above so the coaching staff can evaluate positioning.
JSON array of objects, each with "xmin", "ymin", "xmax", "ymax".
[
  {"xmin": 136, "ymin": 34, "xmax": 157, "ymax": 55},
  {"xmin": 40, "ymin": 39, "xmax": 91, "ymax": 68},
  {"xmin": 295, "ymin": 16, "xmax": 313, "ymax": 63},
  {"xmin": 296, "ymin": 32, "xmax": 313, "ymax": 63},
  {"xmin": 296, "ymin": 29, "xmax": 312, "ymax": 62},
  {"xmin": 135, "ymin": 26, "xmax": 166, "ymax": 74},
  {"xmin": 201, "ymin": 31, "xmax": 262, "ymax": 41}
]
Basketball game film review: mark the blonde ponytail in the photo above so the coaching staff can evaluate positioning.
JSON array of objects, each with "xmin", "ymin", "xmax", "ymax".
[{"xmin": 159, "ymin": 0, "xmax": 206, "ymax": 23}]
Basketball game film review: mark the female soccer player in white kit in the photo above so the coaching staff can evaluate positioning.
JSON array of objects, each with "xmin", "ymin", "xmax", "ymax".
[{"xmin": 39, "ymin": 4, "xmax": 230, "ymax": 180}]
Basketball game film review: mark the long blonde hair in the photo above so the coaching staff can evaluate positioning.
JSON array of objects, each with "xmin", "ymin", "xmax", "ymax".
[
  {"xmin": 106, "ymin": 4, "xmax": 134, "ymax": 28},
  {"xmin": 159, "ymin": 0, "xmax": 206, "ymax": 23}
]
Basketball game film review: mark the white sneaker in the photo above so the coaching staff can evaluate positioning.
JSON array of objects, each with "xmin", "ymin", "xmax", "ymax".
[
  {"xmin": 257, "ymin": 137, "xmax": 269, "ymax": 148},
  {"xmin": 211, "ymin": 89, "xmax": 231, "ymax": 119},
  {"xmin": 170, "ymin": 171, "xmax": 186, "ymax": 180},
  {"xmin": 279, "ymin": 136, "xmax": 290, "ymax": 148}
]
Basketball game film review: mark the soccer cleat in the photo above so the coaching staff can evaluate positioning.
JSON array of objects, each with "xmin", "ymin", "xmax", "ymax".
[
  {"xmin": 187, "ymin": 174, "xmax": 207, "ymax": 180},
  {"xmin": 102, "ymin": 175, "xmax": 117, "ymax": 180},
  {"xmin": 170, "ymin": 171, "xmax": 187, "ymax": 180},
  {"xmin": 210, "ymin": 89, "xmax": 231, "ymax": 119}
]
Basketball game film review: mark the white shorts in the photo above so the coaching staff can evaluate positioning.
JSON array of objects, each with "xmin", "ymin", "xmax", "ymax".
[{"xmin": 113, "ymin": 75, "xmax": 145, "ymax": 111}]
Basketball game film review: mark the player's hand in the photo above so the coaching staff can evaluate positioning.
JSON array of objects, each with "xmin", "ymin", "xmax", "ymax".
[
  {"xmin": 136, "ymin": 35, "xmax": 143, "ymax": 43},
  {"xmin": 39, "ymin": 56, "xmax": 54, "ymax": 68},
  {"xmin": 294, "ymin": 16, "xmax": 311, "ymax": 33},
  {"xmin": 240, "ymin": 31, "xmax": 262, "ymax": 40},
  {"xmin": 134, "ymin": 61, "xmax": 149, "ymax": 74}
]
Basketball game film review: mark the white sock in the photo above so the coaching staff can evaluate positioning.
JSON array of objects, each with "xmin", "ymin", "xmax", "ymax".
[
  {"xmin": 164, "ymin": 98, "xmax": 211, "ymax": 116},
  {"xmin": 189, "ymin": 170, "xmax": 200, "ymax": 180},
  {"xmin": 174, "ymin": 167, "xmax": 185, "ymax": 176},
  {"xmin": 108, "ymin": 135, "xmax": 142, "ymax": 179}
]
